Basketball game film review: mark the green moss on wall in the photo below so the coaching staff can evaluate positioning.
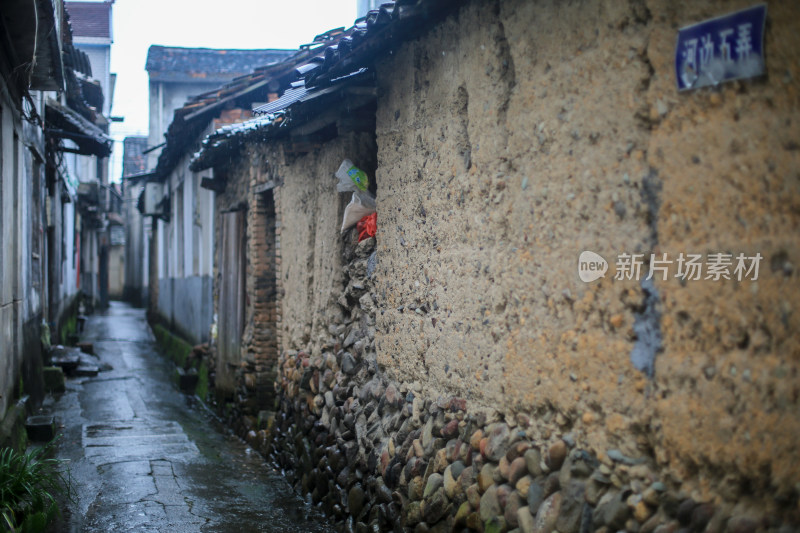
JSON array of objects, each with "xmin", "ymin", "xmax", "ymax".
[
  {"xmin": 152, "ymin": 324, "xmax": 192, "ymax": 368},
  {"xmin": 59, "ymin": 314, "xmax": 76, "ymax": 346},
  {"xmin": 195, "ymin": 362, "xmax": 209, "ymax": 402}
]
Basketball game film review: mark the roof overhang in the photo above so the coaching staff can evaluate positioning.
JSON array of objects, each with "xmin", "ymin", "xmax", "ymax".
[
  {"xmin": 191, "ymin": 70, "xmax": 375, "ymax": 172},
  {"xmin": 122, "ymin": 170, "xmax": 156, "ymax": 184},
  {"xmin": 72, "ymin": 36, "xmax": 112, "ymax": 46},
  {"xmin": 1, "ymin": 0, "xmax": 65, "ymax": 92},
  {"xmin": 45, "ymin": 99, "xmax": 112, "ymax": 157}
]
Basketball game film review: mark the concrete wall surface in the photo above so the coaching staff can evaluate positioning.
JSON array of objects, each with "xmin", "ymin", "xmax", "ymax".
[
  {"xmin": 155, "ymin": 144, "xmax": 216, "ymax": 343},
  {"xmin": 0, "ymin": 84, "xmax": 46, "ymax": 418},
  {"xmin": 123, "ymin": 180, "xmax": 148, "ymax": 306},
  {"xmin": 372, "ymin": 0, "xmax": 799, "ymax": 508},
  {"xmin": 157, "ymin": 275, "xmax": 213, "ymax": 345},
  {"xmin": 108, "ymin": 245, "xmax": 124, "ymax": 299}
]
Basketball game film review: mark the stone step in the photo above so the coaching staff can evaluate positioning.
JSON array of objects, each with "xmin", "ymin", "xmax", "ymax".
[
  {"xmin": 76, "ymin": 341, "xmax": 94, "ymax": 355},
  {"xmin": 49, "ymin": 345, "xmax": 82, "ymax": 373},
  {"xmin": 75, "ymin": 364, "xmax": 100, "ymax": 377}
]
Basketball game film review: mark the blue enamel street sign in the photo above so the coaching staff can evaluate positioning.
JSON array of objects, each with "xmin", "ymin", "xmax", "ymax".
[{"xmin": 675, "ymin": 4, "xmax": 767, "ymax": 91}]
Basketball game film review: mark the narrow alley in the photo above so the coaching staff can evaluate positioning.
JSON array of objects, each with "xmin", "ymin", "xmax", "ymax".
[
  {"xmin": 1, "ymin": 1, "xmax": 798, "ymax": 532},
  {"xmin": 48, "ymin": 302, "xmax": 331, "ymax": 533}
]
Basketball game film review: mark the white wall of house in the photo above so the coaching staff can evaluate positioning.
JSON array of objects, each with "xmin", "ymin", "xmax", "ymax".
[
  {"xmin": 155, "ymin": 142, "xmax": 215, "ymax": 344},
  {"xmin": 1, "ymin": 102, "xmax": 21, "ymax": 418},
  {"xmin": 0, "ymin": 1, "xmax": 106, "ymax": 424},
  {"xmin": 123, "ymin": 179, "xmax": 148, "ymax": 305},
  {"xmin": 61, "ymin": 201, "xmax": 79, "ymax": 305},
  {"xmin": 146, "ymin": 80, "xmax": 223, "ymax": 172},
  {"xmin": 73, "ymin": 29, "xmax": 113, "ymax": 310},
  {"xmin": 46, "ymin": 176, "xmax": 79, "ymax": 330}
]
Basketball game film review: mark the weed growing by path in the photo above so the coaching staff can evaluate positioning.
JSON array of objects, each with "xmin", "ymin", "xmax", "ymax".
[{"xmin": 0, "ymin": 441, "xmax": 71, "ymax": 532}]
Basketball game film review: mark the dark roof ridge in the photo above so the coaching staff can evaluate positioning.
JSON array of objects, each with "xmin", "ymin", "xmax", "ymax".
[{"xmin": 147, "ymin": 45, "xmax": 293, "ymax": 53}]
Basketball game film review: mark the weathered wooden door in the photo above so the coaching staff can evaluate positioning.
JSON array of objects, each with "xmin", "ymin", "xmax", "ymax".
[{"xmin": 217, "ymin": 210, "xmax": 245, "ymax": 395}]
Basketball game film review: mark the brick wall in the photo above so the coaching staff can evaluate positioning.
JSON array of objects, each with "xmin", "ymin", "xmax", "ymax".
[
  {"xmin": 245, "ymin": 172, "xmax": 279, "ymax": 409},
  {"xmin": 210, "ymin": 151, "xmax": 282, "ymax": 418}
]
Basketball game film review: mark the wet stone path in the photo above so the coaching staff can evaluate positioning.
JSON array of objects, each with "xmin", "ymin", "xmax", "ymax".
[{"xmin": 49, "ymin": 301, "xmax": 331, "ymax": 532}]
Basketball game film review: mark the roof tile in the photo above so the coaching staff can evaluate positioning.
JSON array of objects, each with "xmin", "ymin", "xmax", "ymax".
[
  {"xmin": 145, "ymin": 46, "xmax": 295, "ymax": 83},
  {"xmin": 65, "ymin": 2, "xmax": 111, "ymax": 40}
]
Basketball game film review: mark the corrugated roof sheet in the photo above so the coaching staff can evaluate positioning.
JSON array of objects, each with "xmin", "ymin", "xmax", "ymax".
[
  {"xmin": 65, "ymin": 1, "xmax": 111, "ymax": 40},
  {"xmin": 190, "ymin": 69, "xmax": 373, "ymax": 172},
  {"xmin": 252, "ymin": 86, "xmax": 308, "ymax": 116}
]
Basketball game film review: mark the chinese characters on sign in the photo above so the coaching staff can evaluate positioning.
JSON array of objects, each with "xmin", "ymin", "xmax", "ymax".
[
  {"xmin": 675, "ymin": 4, "xmax": 766, "ymax": 91},
  {"xmin": 577, "ymin": 251, "xmax": 763, "ymax": 283},
  {"xmin": 613, "ymin": 252, "xmax": 762, "ymax": 282}
]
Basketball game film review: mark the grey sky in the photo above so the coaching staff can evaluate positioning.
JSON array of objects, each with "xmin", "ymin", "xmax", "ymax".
[{"xmin": 107, "ymin": 0, "xmax": 357, "ymax": 182}]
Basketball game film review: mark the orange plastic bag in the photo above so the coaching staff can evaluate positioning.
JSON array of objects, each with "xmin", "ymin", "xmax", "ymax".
[{"xmin": 356, "ymin": 212, "xmax": 377, "ymax": 242}]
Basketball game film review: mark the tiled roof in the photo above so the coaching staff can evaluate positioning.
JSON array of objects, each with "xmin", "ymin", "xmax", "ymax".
[
  {"xmin": 145, "ymin": 46, "xmax": 295, "ymax": 83},
  {"xmin": 65, "ymin": 2, "xmax": 111, "ymax": 40},
  {"xmin": 155, "ymin": 0, "xmax": 459, "ymax": 180},
  {"xmin": 290, "ymin": 0, "xmax": 459, "ymax": 89},
  {"xmin": 189, "ymin": 0, "xmax": 459, "ymax": 172},
  {"xmin": 122, "ymin": 136, "xmax": 148, "ymax": 178},
  {"xmin": 45, "ymin": 99, "xmax": 113, "ymax": 157},
  {"xmin": 190, "ymin": 69, "xmax": 372, "ymax": 171},
  {"xmin": 151, "ymin": 49, "xmax": 316, "ymax": 179}
]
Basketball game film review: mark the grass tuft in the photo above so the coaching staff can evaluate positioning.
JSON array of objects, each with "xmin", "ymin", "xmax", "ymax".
[
  {"xmin": 195, "ymin": 362, "xmax": 209, "ymax": 402},
  {"xmin": 0, "ymin": 440, "xmax": 71, "ymax": 532}
]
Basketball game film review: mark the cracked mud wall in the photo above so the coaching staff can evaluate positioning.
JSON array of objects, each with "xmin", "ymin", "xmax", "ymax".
[
  {"xmin": 264, "ymin": 133, "xmax": 377, "ymax": 356},
  {"xmin": 374, "ymin": 0, "xmax": 800, "ymax": 511},
  {"xmin": 643, "ymin": 0, "xmax": 800, "ymax": 506}
]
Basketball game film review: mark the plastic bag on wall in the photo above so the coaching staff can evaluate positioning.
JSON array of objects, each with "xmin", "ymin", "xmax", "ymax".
[
  {"xmin": 335, "ymin": 159, "xmax": 370, "ymax": 192},
  {"xmin": 356, "ymin": 212, "xmax": 377, "ymax": 242},
  {"xmin": 341, "ymin": 191, "xmax": 376, "ymax": 232}
]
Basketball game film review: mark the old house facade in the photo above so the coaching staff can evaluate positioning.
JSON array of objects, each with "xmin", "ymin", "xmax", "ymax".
[
  {"xmin": 1, "ymin": 0, "xmax": 114, "ymax": 443},
  {"xmin": 145, "ymin": 0, "xmax": 800, "ymax": 531},
  {"xmin": 121, "ymin": 136, "xmax": 149, "ymax": 306},
  {"xmin": 0, "ymin": 0, "xmax": 64, "ymax": 432},
  {"xmin": 64, "ymin": 0, "xmax": 115, "ymax": 311},
  {"xmin": 139, "ymin": 47, "xmax": 295, "ymax": 344}
]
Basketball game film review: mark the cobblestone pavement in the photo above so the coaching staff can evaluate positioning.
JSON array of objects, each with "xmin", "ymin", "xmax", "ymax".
[{"xmin": 48, "ymin": 301, "xmax": 331, "ymax": 532}]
